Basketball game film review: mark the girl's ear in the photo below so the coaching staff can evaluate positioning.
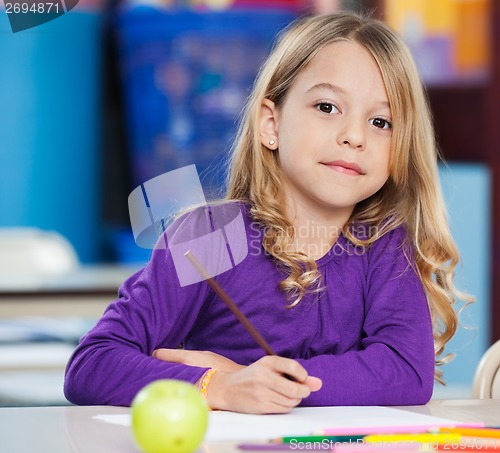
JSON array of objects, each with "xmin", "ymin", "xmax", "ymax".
[{"xmin": 259, "ymin": 98, "xmax": 279, "ymax": 150}]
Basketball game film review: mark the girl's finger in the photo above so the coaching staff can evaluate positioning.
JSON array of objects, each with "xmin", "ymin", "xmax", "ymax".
[
  {"xmin": 258, "ymin": 367, "xmax": 311, "ymax": 400},
  {"xmin": 260, "ymin": 356, "xmax": 309, "ymax": 383},
  {"xmin": 250, "ymin": 386, "xmax": 301, "ymax": 413},
  {"xmin": 306, "ymin": 376, "xmax": 323, "ymax": 392}
]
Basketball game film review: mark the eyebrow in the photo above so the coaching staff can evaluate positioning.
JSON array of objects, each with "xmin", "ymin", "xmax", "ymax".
[
  {"xmin": 305, "ymin": 82, "xmax": 390, "ymax": 109},
  {"xmin": 306, "ymin": 82, "xmax": 346, "ymax": 95}
]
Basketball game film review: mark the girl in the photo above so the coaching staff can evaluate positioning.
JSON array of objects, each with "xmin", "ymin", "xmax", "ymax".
[{"xmin": 65, "ymin": 11, "xmax": 464, "ymax": 414}]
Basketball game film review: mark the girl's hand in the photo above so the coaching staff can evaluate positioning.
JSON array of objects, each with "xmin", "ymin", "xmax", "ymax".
[
  {"xmin": 152, "ymin": 348, "xmax": 244, "ymax": 373},
  {"xmin": 206, "ymin": 355, "xmax": 322, "ymax": 414}
]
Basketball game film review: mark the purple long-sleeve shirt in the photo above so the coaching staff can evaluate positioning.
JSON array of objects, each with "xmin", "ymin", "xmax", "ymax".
[{"xmin": 64, "ymin": 203, "xmax": 434, "ymax": 407}]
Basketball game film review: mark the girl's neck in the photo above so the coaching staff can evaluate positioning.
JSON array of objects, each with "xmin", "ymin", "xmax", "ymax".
[{"xmin": 285, "ymin": 201, "xmax": 353, "ymax": 261}]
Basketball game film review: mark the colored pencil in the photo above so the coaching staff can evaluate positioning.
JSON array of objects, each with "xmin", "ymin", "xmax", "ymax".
[
  {"xmin": 321, "ymin": 423, "xmax": 485, "ymax": 436},
  {"xmin": 334, "ymin": 443, "xmax": 423, "ymax": 452},
  {"xmin": 184, "ymin": 250, "xmax": 277, "ymax": 356},
  {"xmin": 184, "ymin": 250, "xmax": 297, "ymax": 382},
  {"xmin": 434, "ymin": 444, "xmax": 500, "ymax": 453},
  {"xmin": 239, "ymin": 442, "xmax": 333, "ymax": 451},
  {"xmin": 439, "ymin": 427, "xmax": 500, "ymax": 438},
  {"xmin": 273, "ymin": 435, "xmax": 365, "ymax": 443},
  {"xmin": 238, "ymin": 444, "xmax": 307, "ymax": 451},
  {"xmin": 363, "ymin": 433, "xmax": 461, "ymax": 444}
]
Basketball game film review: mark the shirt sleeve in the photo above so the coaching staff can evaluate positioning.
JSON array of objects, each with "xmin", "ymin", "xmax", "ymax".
[
  {"xmin": 296, "ymin": 226, "xmax": 435, "ymax": 406},
  {"xmin": 64, "ymin": 240, "xmax": 210, "ymax": 407}
]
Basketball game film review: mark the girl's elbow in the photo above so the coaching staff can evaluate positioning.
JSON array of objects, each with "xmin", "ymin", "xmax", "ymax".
[
  {"xmin": 64, "ymin": 360, "xmax": 103, "ymax": 406},
  {"xmin": 421, "ymin": 372, "xmax": 434, "ymax": 403},
  {"xmin": 412, "ymin": 380, "xmax": 433, "ymax": 405},
  {"xmin": 64, "ymin": 377, "xmax": 85, "ymax": 405},
  {"xmin": 64, "ymin": 372, "xmax": 93, "ymax": 406},
  {"xmin": 404, "ymin": 372, "xmax": 434, "ymax": 405}
]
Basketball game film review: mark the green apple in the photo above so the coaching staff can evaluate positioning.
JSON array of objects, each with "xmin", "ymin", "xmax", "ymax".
[{"xmin": 131, "ymin": 379, "xmax": 209, "ymax": 453}]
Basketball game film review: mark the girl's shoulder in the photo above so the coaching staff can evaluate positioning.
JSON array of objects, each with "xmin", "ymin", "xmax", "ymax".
[
  {"xmin": 166, "ymin": 200, "xmax": 252, "ymax": 239},
  {"xmin": 155, "ymin": 201, "xmax": 252, "ymax": 287},
  {"xmin": 159, "ymin": 201, "xmax": 255, "ymax": 264}
]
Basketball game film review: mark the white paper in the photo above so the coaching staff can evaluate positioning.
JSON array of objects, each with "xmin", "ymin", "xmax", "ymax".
[
  {"xmin": 206, "ymin": 406, "xmax": 463, "ymax": 441},
  {"xmin": 93, "ymin": 406, "xmax": 464, "ymax": 442}
]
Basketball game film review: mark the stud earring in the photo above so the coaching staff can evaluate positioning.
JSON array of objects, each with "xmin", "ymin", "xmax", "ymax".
[{"xmin": 269, "ymin": 139, "xmax": 275, "ymax": 146}]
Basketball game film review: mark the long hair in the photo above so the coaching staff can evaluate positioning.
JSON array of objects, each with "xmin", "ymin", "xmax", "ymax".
[{"xmin": 225, "ymin": 11, "xmax": 471, "ymax": 383}]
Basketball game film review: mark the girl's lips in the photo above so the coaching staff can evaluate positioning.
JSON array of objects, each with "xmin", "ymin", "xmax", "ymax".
[{"xmin": 322, "ymin": 160, "xmax": 364, "ymax": 176}]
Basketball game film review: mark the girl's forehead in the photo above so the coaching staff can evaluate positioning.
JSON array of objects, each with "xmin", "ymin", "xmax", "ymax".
[
  {"xmin": 290, "ymin": 41, "xmax": 389, "ymax": 102},
  {"xmin": 303, "ymin": 40, "xmax": 375, "ymax": 75}
]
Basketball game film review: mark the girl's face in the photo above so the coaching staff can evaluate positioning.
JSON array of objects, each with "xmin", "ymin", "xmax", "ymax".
[{"xmin": 260, "ymin": 40, "xmax": 392, "ymax": 221}]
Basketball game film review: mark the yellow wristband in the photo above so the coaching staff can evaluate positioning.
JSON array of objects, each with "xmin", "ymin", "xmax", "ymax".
[{"xmin": 199, "ymin": 368, "xmax": 218, "ymax": 400}]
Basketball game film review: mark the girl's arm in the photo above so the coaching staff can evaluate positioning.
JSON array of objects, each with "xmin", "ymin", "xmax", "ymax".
[
  {"xmin": 152, "ymin": 348, "xmax": 323, "ymax": 414},
  {"xmin": 64, "ymin": 243, "xmax": 212, "ymax": 407},
  {"xmin": 296, "ymin": 227, "xmax": 435, "ymax": 406},
  {"xmin": 64, "ymin": 223, "xmax": 322, "ymax": 411}
]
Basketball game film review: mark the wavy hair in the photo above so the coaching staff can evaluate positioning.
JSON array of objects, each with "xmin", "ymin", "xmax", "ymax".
[{"xmin": 225, "ymin": 11, "xmax": 472, "ymax": 383}]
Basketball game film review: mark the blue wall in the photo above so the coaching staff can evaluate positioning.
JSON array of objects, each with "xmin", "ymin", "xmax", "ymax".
[
  {"xmin": 435, "ymin": 163, "xmax": 491, "ymax": 397},
  {"xmin": 0, "ymin": 12, "xmax": 103, "ymax": 263}
]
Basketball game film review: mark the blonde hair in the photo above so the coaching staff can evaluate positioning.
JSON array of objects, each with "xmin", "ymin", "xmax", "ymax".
[{"xmin": 226, "ymin": 11, "xmax": 471, "ymax": 383}]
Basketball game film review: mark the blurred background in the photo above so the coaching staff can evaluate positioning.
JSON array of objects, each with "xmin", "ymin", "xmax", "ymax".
[{"xmin": 0, "ymin": 0, "xmax": 495, "ymax": 405}]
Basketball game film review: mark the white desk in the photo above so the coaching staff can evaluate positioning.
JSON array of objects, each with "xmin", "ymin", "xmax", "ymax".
[
  {"xmin": 0, "ymin": 400, "xmax": 499, "ymax": 453},
  {"xmin": 0, "ymin": 265, "xmax": 140, "ymax": 406}
]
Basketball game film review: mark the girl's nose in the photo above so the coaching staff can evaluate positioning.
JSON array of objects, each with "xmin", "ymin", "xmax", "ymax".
[{"xmin": 337, "ymin": 121, "xmax": 365, "ymax": 150}]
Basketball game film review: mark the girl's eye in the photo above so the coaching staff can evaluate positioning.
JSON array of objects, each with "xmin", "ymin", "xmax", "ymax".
[
  {"xmin": 370, "ymin": 117, "xmax": 392, "ymax": 130},
  {"xmin": 316, "ymin": 102, "xmax": 339, "ymax": 114}
]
